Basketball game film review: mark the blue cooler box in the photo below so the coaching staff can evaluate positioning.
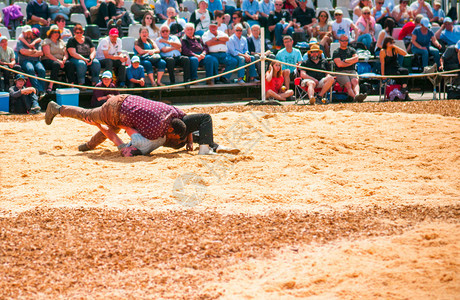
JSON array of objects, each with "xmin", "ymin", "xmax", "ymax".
[
  {"xmin": 56, "ymin": 88, "xmax": 80, "ymax": 106},
  {"xmin": 0, "ymin": 92, "xmax": 9, "ymax": 112}
]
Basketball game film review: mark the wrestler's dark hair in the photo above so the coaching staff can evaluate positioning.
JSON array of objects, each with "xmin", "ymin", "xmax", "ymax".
[{"xmin": 171, "ymin": 118, "xmax": 187, "ymax": 139}]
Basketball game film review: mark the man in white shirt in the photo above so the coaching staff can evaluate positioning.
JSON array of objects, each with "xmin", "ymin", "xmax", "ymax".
[
  {"xmin": 410, "ymin": 0, "xmax": 433, "ymax": 19},
  {"xmin": 202, "ymin": 20, "xmax": 237, "ymax": 83},
  {"xmin": 331, "ymin": 9, "xmax": 358, "ymax": 42},
  {"xmin": 95, "ymin": 28, "xmax": 128, "ymax": 87}
]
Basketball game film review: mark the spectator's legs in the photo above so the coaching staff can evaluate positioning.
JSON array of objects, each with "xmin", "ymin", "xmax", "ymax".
[
  {"xmin": 178, "ymin": 56, "xmax": 191, "ymax": 82},
  {"xmin": 411, "ymin": 46, "xmax": 429, "ymax": 68},
  {"xmin": 282, "ymin": 69, "xmax": 290, "ymax": 87},
  {"xmin": 152, "ymin": 57, "xmax": 166, "ymax": 85},
  {"xmin": 34, "ymin": 61, "xmax": 46, "ymax": 92},
  {"xmin": 203, "ymin": 55, "xmax": 217, "ymax": 78},
  {"xmin": 112, "ymin": 60, "xmax": 126, "ymax": 86},
  {"xmin": 319, "ymin": 75, "xmax": 335, "ymax": 97},
  {"xmin": 21, "ymin": 61, "xmax": 42, "ymax": 93},
  {"xmin": 100, "ymin": 59, "xmax": 114, "ymax": 75},
  {"xmin": 90, "ymin": 58, "xmax": 102, "ymax": 85},
  {"xmin": 64, "ymin": 61, "xmax": 76, "ymax": 84},
  {"xmin": 41, "ymin": 59, "xmax": 61, "ymax": 90},
  {"xmin": 307, "ymin": 81, "xmax": 316, "ymax": 98},
  {"xmin": 357, "ymin": 33, "xmax": 372, "ymax": 50},
  {"xmin": 164, "ymin": 57, "xmax": 176, "ymax": 84},
  {"xmin": 70, "ymin": 58, "xmax": 88, "ymax": 85},
  {"xmin": 96, "ymin": 2, "xmax": 110, "ymax": 27},
  {"xmin": 428, "ymin": 46, "xmax": 441, "ymax": 67},
  {"xmin": 351, "ymin": 77, "xmax": 360, "ymax": 97},
  {"xmin": 141, "ymin": 58, "xmax": 155, "ymax": 85},
  {"xmin": 274, "ymin": 23, "xmax": 284, "ymax": 46},
  {"xmin": 189, "ymin": 56, "xmax": 199, "ymax": 81},
  {"xmin": 235, "ymin": 56, "xmax": 245, "ymax": 79},
  {"xmin": 248, "ymin": 55, "xmax": 258, "ymax": 79}
]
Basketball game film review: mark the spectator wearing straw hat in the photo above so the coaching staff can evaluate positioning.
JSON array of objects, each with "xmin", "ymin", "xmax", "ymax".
[
  {"xmin": 227, "ymin": 23, "xmax": 259, "ymax": 84},
  {"xmin": 299, "ymin": 44, "xmax": 335, "ymax": 104},
  {"xmin": 17, "ymin": 26, "xmax": 47, "ymax": 95},
  {"xmin": 0, "ymin": 36, "xmax": 21, "ymax": 92},
  {"xmin": 411, "ymin": 17, "xmax": 442, "ymax": 68},
  {"xmin": 9, "ymin": 74, "xmax": 40, "ymax": 114},
  {"xmin": 332, "ymin": 34, "xmax": 367, "ymax": 102},
  {"xmin": 42, "ymin": 25, "xmax": 75, "ymax": 92},
  {"xmin": 435, "ymin": 17, "xmax": 460, "ymax": 47},
  {"xmin": 91, "ymin": 71, "xmax": 120, "ymax": 107},
  {"xmin": 95, "ymin": 28, "xmax": 128, "ymax": 87}
]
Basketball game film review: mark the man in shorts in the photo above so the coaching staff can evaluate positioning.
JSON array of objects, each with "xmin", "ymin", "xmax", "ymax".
[
  {"xmin": 332, "ymin": 34, "xmax": 367, "ymax": 102},
  {"xmin": 299, "ymin": 44, "xmax": 335, "ymax": 104}
]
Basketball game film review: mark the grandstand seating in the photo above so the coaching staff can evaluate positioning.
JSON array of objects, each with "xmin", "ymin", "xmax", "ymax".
[
  {"xmin": 0, "ymin": 26, "xmax": 10, "ymax": 40},
  {"xmin": 182, "ymin": 0, "xmax": 197, "ymax": 12},
  {"xmin": 70, "ymin": 13, "xmax": 87, "ymax": 28},
  {"xmin": 317, "ymin": 0, "xmax": 334, "ymax": 12},
  {"xmin": 128, "ymin": 23, "xmax": 141, "ymax": 39},
  {"xmin": 121, "ymin": 36, "xmax": 136, "ymax": 54}
]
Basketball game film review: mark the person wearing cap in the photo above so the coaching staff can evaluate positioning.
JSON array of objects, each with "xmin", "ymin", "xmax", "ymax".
[
  {"xmin": 440, "ymin": 40, "xmax": 460, "ymax": 72},
  {"xmin": 131, "ymin": 0, "xmax": 155, "ymax": 23},
  {"xmin": 9, "ymin": 74, "xmax": 40, "ymax": 114},
  {"xmin": 67, "ymin": 24, "xmax": 102, "ymax": 86},
  {"xmin": 410, "ymin": 0, "xmax": 433, "ymax": 19},
  {"xmin": 126, "ymin": 56, "xmax": 149, "ymax": 97},
  {"xmin": 17, "ymin": 25, "xmax": 47, "ymax": 95},
  {"xmin": 26, "ymin": 0, "xmax": 51, "ymax": 27},
  {"xmin": 42, "ymin": 24, "xmax": 75, "ymax": 92},
  {"xmin": 17, "ymin": 25, "xmax": 42, "ymax": 55},
  {"xmin": 268, "ymin": 0, "xmax": 295, "ymax": 50},
  {"xmin": 181, "ymin": 23, "xmax": 218, "ymax": 85},
  {"xmin": 392, "ymin": 0, "xmax": 413, "ymax": 27},
  {"xmin": 95, "ymin": 27, "xmax": 128, "ymax": 87},
  {"xmin": 435, "ymin": 17, "xmax": 460, "ymax": 47},
  {"xmin": 227, "ymin": 23, "xmax": 259, "ymax": 84},
  {"xmin": 398, "ymin": 14, "xmax": 423, "ymax": 50},
  {"xmin": 91, "ymin": 71, "xmax": 120, "ymax": 107},
  {"xmin": 331, "ymin": 9, "xmax": 358, "ymax": 42},
  {"xmin": 299, "ymin": 44, "xmax": 335, "ymax": 104},
  {"xmin": 190, "ymin": 0, "xmax": 214, "ymax": 36},
  {"xmin": 431, "ymin": 1, "xmax": 445, "ymax": 25},
  {"xmin": 411, "ymin": 17, "xmax": 442, "ymax": 68},
  {"xmin": 156, "ymin": 0, "xmax": 180, "ymax": 22},
  {"xmin": 202, "ymin": 20, "xmax": 236, "ymax": 84},
  {"xmin": 156, "ymin": 24, "xmax": 191, "ymax": 85},
  {"xmin": 332, "ymin": 34, "xmax": 367, "ymax": 102},
  {"xmin": 0, "ymin": 36, "xmax": 21, "ymax": 92}
]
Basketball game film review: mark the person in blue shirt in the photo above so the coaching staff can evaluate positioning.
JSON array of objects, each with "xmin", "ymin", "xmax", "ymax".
[
  {"xmin": 156, "ymin": 24, "xmax": 191, "ymax": 84},
  {"xmin": 127, "ymin": 56, "xmax": 150, "ymax": 97},
  {"xmin": 431, "ymin": 0, "xmax": 445, "ymax": 25},
  {"xmin": 157, "ymin": 0, "xmax": 180, "ymax": 23},
  {"xmin": 242, "ymin": 0, "xmax": 267, "ymax": 31},
  {"xmin": 259, "ymin": 0, "xmax": 274, "ymax": 33},
  {"xmin": 275, "ymin": 35, "xmax": 302, "ymax": 87},
  {"xmin": 435, "ymin": 17, "xmax": 460, "ymax": 47},
  {"xmin": 227, "ymin": 23, "xmax": 259, "ymax": 84},
  {"xmin": 411, "ymin": 17, "xmax": 442, "ymax": 68}
]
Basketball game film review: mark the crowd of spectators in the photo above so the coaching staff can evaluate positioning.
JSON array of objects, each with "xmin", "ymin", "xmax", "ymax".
[{"xmin": 0, "ymin": 0, "xmax": 459, "ymax": 112}]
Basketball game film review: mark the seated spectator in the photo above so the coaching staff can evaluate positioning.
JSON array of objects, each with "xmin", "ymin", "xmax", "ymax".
[
  {"xmin": 356, "ymin": 7, "xmax": 376, "ymax": 50},
  {"xmin": 372, "ymin": 0, "xmax": 392, "ymax": 26},
  {"xmin": 243, "ymin": 0, "xmax": 267, "ymax": 31},
  {"xmin": 269, "ymin": 0, "xmax": 294, "ymax": 50},
  {"xmin": 332, "ymin": 34, "xmax": 367, "ymax": 102},
  {"xmin": 332, "ymin": 9, "xmax": 358, "ymax": 42},
  {"xmin": 410, "ymin": 0, "xmax": 433, "ymax": 19},
  {"xmin": 156, "ymin": 24, "xmax": 191, "ymax": 84},
  {"xmin": 265, "ymin": 61, "xmax": 293, "ymax": 101},
  {"xmin": 292, "ymin": 0, "xmax": 316, "ymax": 38},
  {"xmin": 431, "ymin": 0, "xmax": 445, "ymax": 25},
  {"xmin": 126, "ymin": 56, "xmax": 149, "ymax": 97},
  {"xmin": 227, "ymin": 23, "xmax": 259, "ymax": 84},
  {"xmin": 411, "ymin": 17, "xmax": 442, "ymax": 68},
  {"xmin": 48, "ymin": 0, "xmax": 71, "ymax": 21},
  {"xmin": 82, "ymin": 0, "xmax": 117, "ymax": 28},
  {"xmin": 248, "ymin": 24, "xmax": 274, "ymax": 75},
  {"xmin": 9, "ymin": 74, "xmax": 41, "ymax": 114},
  {"xmin": 91, "ymin": 71, "xmax": 120, "ymax": 107},
  {"xmin": 353, "ymin": 0, "xmax": 373, "ymax": 23},
  {"xmin": 313, "ymin": 10, "xmax": 333, "ymax": 57},
  {"xmin": 435, "ymin": 17, "xmax": 460, "ymax": 46},
  {"xmin": 67, "ymin": 24, "xmax": 101, "ymax": 86},
  {"xmin": 181, "ymin": 23, "xmax": 218, "ymax": 85},
  {"xmin": 166, "ymin": 7, "xmax": 186, "ymax": 37},
  {"xmin": 190, "ymin": 0, "xmax": 214, "ymax": 36},
  {"xmin": 398, "ymin": 14, "xmax": 423, "ymax": 51},
  {"xmin": 42, "ymin": 25, "xmax": 75, "ymax": 92},
  {"xmin": 17, "ymin": 27, "xmax": 42, "ymax": 56},
  {"xmin": 392, "ymin": 0, "xmax": 412, "ymax": 26},
  {"xmin": 0, "ymin": 36, "xmax": 21, "ymax": 92},
  {"xmin": 157, "ymin": 0, "xmax": 180, "ymax": 23},
  {"xmin": 379, "ymin": 36, "xmax": 412, "ymax": 100},
  {"xmin": 54, "ymin": 15, "xmax": 72, "ymax": 42},
  {"xmin": 229, "ymin": 11, "xmax": 251, "ymax": 37},
  {"xmin": 214, "ymin": 10, "xmax": 228, "ymax": 34},
  {"xmin": 275, "ymin": 35, "xmax": 303, "ymax": 87},
  {"xmin": 17, "ymin": 26, "xmax": 46, "ymax": 95},
  {"xmin": 131, "ymin": 0, "xmax": 155, "ymax": 23},
  {"xmin": 208, "ymin": 0, "xmax": 223, "ymax": 14},
  {"xmin": 109, "ymin": 0, "xmax": 133, "ymax": 28},
  {"xmin": 134, "ymin": 26, "xmax": 166, "ymax": 86},
  {"xmin": 202, "ymin": 20, "xmax": 237, "ymax": 84},
  {"xmin": 258, "ymin": 0, "xmax": 274, "ymax": 33},
  {"xmin": 283, "ymin": 0, "xmax": 298, "ymax": 15},
  {"xmin": 376, "ymin": 18, "xmax": 395, "ymax": 53},
  {"xmin": 26, "ymin": 0, "xmax": 51, "ymax": 28},
  {"xmin": 142, "ymin": 11, "xmax": 160, "ymax": 40},
  {"xmin": 440, "ymin": 40, "xmax": 460, "ymax": 71},
  {"xmin": 299, "ymin": 44, "xmax": 335, "ymax": 104},
  {"xmin": 95, "ymin": 28, "xmax": 128, "ymax": 87}
]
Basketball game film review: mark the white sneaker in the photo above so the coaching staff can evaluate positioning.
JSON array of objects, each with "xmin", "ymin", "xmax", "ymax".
[
  {"xmin": 216, "ymin": 145, "xmax": 240, "ymax": 154},
  {"xmin": 198, "ymin": 145, "xmax": 216, "ymax": 155}
]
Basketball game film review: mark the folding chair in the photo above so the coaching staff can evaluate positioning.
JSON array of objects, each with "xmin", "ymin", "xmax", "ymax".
[{"xmin": 294, "ymin": 77, "xmax": 334, "ymax": 105}]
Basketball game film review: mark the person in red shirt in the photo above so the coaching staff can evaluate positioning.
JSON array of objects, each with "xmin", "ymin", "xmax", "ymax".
[{"xmin": 265, "ymin": 61, "xmax": 294, "ymax": 101}]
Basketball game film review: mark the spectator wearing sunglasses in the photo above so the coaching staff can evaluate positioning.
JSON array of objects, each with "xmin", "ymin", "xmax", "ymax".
[
  {"xmin": 331, "ymin": 9, "xmax": 358, "ymax": 42},
  {"xmin": 355, "ymin": 6, "xmax": 376, "ymax": 50},
  {"xmin": 372, "ymin": 0, "xmax": 392, "ymax": 26}
]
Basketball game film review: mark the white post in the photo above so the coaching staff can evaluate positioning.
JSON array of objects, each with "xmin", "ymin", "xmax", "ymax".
[{"xmin": 261, "ymin": 27, "xmax": 266, "ymax": 101}]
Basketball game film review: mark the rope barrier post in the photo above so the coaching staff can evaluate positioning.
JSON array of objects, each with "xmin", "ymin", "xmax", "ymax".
[{"xmin": 261, "ymin": 28, "xmax": 266, "ymax": 101}]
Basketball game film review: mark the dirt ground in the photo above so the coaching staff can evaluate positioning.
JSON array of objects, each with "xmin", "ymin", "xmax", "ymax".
[{"xmin": 0, "ymin": 100, "xmax": 459, "ymax": 299}]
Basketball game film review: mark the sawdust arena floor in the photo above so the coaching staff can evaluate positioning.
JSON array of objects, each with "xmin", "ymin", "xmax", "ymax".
[{"xmin": 0, "ymin": 101, "xmax": 459, "ymax": 299}]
